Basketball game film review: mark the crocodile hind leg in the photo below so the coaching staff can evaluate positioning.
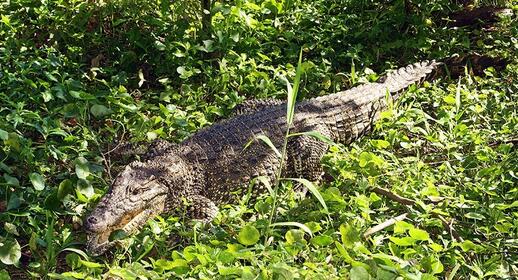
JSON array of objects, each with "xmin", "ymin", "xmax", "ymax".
[{"xmin": 286, "ymin": 124, "xmax": 333, "ymax": 182}]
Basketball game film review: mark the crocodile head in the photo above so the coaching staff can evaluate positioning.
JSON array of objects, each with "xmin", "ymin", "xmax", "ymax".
[{"xmin": 84, "ymin": 161, "xmax": 169, "ymax": 256}]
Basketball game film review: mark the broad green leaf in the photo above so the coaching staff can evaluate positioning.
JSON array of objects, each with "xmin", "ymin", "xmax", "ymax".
[
  {"xmin": 340, "ymin": 223, "xmax": 360, "ymax": 247},
  {"xmin": 371, "ymin": 139, "xmax": 390, "ymax": 149},
  {"xmin": 75, "ymin": 157, "xmax": 90, "ymax": 180},
  {"xmin": 349, "ymin": 266, "xmax": 370, "ymax": 280},
  {"xmin": 238, "ymin": 224, "xmax": 260, "ymax": 246},
  {"xmin": 29, "ymin": 173, "xmax": 45, "ymax": 191},
  {"xmin": 409, "ymin": 228, "xmax": 430, "ymax": 241},
  {"xmin": 154, "ymin": 259, "xmax": 188, "ymax": 271},
  {"xmin": 79, "ymin": 259, "xmax": 103, "ymax": 268},
  {"xmin": 76, "ymin": 179, "xmax": 94, "ymax": 198},
  {"xmin": 65, "ymin": 253, "xmax": 81, "ymax": 269},
  {"xmin": 4, "ymin": 223, "xmax": 18, "ymax": 236},
  {"xmin": 218, "ymin": 265, "xmax": 242, "ymax": 276},
  {"xmin": 443, "ymin": 95, "xmax": 456, "ymax": 105},
  {"xmin": 0, "ymin": 237, "xmax": 21, "ymax": 265},
  {"xmin": 1, "ymin": 15, "xmax": 10, "ymax": 25},
  {"xmin": 358, "ymin": 152, "xmax": 384, "ymax": 168},
  {"xmin": 305, "ymin": 222, "xmax": 322, "ymax": 233},
  {"xmin": 148, "ymin": 219, "xmax": 162, "ymax": 234},
  {"xmin": 389, "ymin": 236, "xmax": 414, "ymax": 246},
  {"xmin": 3, "ymin": 174, "xmax": 19, "ymax": 186},
  {"xmin": 459, "ymin": 240, "xmax": 479, "ymax": 252},
  {"xmin": 90, "ymin": 104, "xmax": 112, "ymax": 117},
  {"xmin": 0, "ymin": 129, "xmax": 8, "ymax": 140},
  {"xmin": 0, "ymin": 269, "xmax": 9, "ymax": 280},
  {"xmin": 108, "ymin": 268, "xmax": 139, "ymax": 279},
  {"xmin": 285, "ymin": 229, "xmax": 305, "ymax": 245},
  {"xmin": 271, "ymin": 222, "xmax": 313, "ymax": 237},
  {"xmin": 109, "ymin": 229, "xmax": 128, "ymax": 242},
  {"xmin": 310, "ymin": 235, "xmax": 333, "ymax": 246},
  {"xmin": 58, "ymin": 179, "xmax": 74, "ymax": 200},
  {"xmin": 464, "ymin": 212, "xmax": 485, "ymax": 220}
]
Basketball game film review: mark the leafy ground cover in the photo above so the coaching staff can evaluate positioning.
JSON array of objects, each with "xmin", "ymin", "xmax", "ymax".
[{"xmin": 0, "ymin": 0, "xmax": 517, "ymax": 279}]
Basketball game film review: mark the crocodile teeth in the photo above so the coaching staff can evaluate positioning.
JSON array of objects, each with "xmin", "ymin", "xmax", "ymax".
[
  {"xmin": 86, "ymin": 232, "xmax": 116, "ymax": 256},
  {"xmin": 122, "ymin": 209, "xmax": 152, "ymax": 234}
]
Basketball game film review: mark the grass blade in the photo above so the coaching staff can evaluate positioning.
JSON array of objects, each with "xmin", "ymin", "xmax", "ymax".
[
  {"xmin": 252, "ymin": 176, "xmax": 274, "ymax": 197},
  {"xmin": 244, "ymin": 134, "xmax": 281, "ymax": 158},
  {"xmin": 270, "ymin": 221, "xmax": 313, "ymax": 237},
  {"xmin": 284, "ymin": 178, "xmax": 328, "ymax": 214},
  {"xmin": 288, "ymin": 130, "xmax": 336, "ymax": 146},
  {"xmin": 286, "ymin": 49, "xmax": 304, "ymax": 125}
]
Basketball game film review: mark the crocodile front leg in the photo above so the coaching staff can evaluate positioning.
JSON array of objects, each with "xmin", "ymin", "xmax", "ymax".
[{"xmin": 186, "ymin": 194, "xmax": 219, "ymax": 223}]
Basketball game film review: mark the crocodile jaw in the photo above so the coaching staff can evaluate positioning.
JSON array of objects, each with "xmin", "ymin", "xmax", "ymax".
[{"xmin": 85, "ymin": 195, "xmax": 166, "ymax": 256}]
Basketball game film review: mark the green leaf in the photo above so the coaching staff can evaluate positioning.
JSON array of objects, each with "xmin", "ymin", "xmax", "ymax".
[
  {"xmin": 271, "ymin": 222, "xmax": 313, "ymax": 237},
  {"xmin": 408, "ymin": 228, "xmax": 430, "ymax": 241},
  {"xmin": 285, "ymin": 229, "xmax": 305, "ymax": 245},
  {"xmin": 0, "ymin": 129, "xmax": 8, "ymax": 140},
  {"xmin": 340, "ymin": 223, "xmax": 360, "ymax": 248},
  {"xmin": 443, "ymin": 95, "xmax": 456, "ymax": 105},
  {"xmin": 349, "ymin": 266, "xmax": 370, "ymax": 280},
  {"xmin": 285, "ymin": 178, "xmax": 328, "ymax": 214},
  {"xmin": 65, "ymin": 253, "xmax": 81, "ymax": 269},
  {"xmin": 389, "ymin": 236, "xmax": 415, "ymax": 246},
  {"xmin": 109, "ymin": 229, "xmax": 128, "ymax": 242},
  {"xmin": 394, "ymin": 221, "xmax": 413, "ymax": 234},
  {"xmin": 3, "ymin": 174, "xmax": 19, "ymax": 186},
  {"xmin": 358, "ymin": 152, "xmax": 384, "ymax": 168},
  {"xmin": 76, "ymin": 179, "xmax": 94, "ymax": 198},
  {"xmin": 75, "ymin": 157, "xmax": 90, "ymax": 180},
  {"xmin": 90, "ymin": 104, "xmax": 112, "ymax": 118},
  {"xmin": 154, "ymin": 259, "xmax": 188, "ymax": 271},
  {"xmin": 29, "ymin": 173, "xmax": 45, "ymax": 191},
  {"xmin": 371, "ymin": 139, "xmax": 390, "ymax": 149},
  {"xmin": 4, "ymin": 223, "xmax": 18, "ymax": 236},
  {"xmin": 79, "ymin": 259, "xmax": 103, "ymax": 268},
  {"xmin": 464, "ymin": 212, "xmax": 485, "ymax": 220},
  {"xmin": 310, "ymin": 235, "xmax": 333, "ymax": 247},
  {"xmin": 0, "ymin": 237, "xmax": 21, "ymax": 265},
  {"xmin": 7, "ymin": 194, "xmax": 21, "ymax": 211},
  {"xmin": 0, "ymin": 269, "xmax": 9, "ymax": 280},
  {"xmin": 238, "ymin": 224, "xmax": 260, "ymax": 246},
  {"xmin": 58, "ymin": 179, "xmax": 74, "ymax": 200}
]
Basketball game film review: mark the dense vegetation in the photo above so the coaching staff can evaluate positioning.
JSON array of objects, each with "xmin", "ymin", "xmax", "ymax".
[{"xmin": 0, "ymin": 0, "xmax": 517, "ymax": 279}]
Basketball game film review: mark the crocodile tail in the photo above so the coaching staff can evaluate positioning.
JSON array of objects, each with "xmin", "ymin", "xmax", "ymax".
[{"xmin": 381, "ymin": 60, "xmax": 441, "ymax": 96}]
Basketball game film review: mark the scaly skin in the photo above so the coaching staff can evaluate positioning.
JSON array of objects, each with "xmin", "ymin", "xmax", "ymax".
[{"xmin": 84, "ymin": 61, "xmax": 440, "ymax": 255}]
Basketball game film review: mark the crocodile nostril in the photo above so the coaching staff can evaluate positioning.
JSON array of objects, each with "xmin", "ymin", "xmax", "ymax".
[{"xmin": 87, "ymin": 216, "xmax": 98, "ymax": 225}]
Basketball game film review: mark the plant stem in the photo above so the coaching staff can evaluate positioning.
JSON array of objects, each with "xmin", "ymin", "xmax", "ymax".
[{"xmin": 263, "ymin": 121, "xmax": 291, "ymax": 248}]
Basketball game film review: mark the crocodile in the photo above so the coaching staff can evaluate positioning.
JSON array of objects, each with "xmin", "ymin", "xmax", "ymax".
[{"xmin": 84, "ymin": 60, "xmax": 440, "ymax": 255}]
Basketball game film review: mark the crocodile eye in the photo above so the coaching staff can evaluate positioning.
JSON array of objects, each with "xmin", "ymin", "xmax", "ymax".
[{"xmin": 131, "ymin": 186, "xmax": 146, "ymax": 195}]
